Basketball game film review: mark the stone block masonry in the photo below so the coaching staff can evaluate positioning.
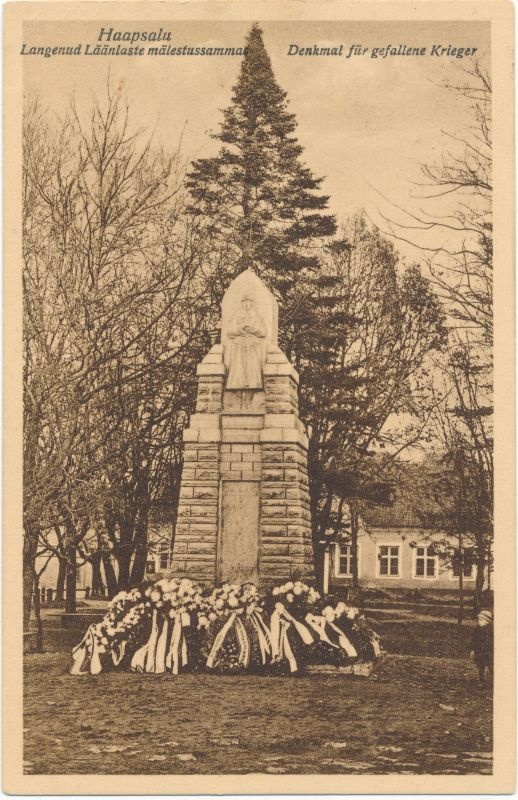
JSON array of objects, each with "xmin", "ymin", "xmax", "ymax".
[
  {"xmin": 171, "ymin": 343, "xmax": 314, "ymax": 587},
  {"xmin": 170, "ymin": 270, "xmax": 315, "ymax": 587}
]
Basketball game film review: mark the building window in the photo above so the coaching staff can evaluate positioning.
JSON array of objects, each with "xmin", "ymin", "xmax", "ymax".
[
  {"xmin": 451, "ymin": 548, "xmax": 475, "ymax": 580},
  {"xmin": 335, "ymin": 543, "xmax": 360, "ymax": 577},
  {"xmin": 378, "ymin": 545, "xmax": 400, "ymax": 577},
  {"xmin": 159, "ymin": 544, "xmax": 170, "ymax": 571},
  {"xmin": 145, "ymin": 560, "xmax": 156, "ymax": 575},
  {"xmin": 414, "ymin": 546, "xmax": 438, "ymax": 579}
]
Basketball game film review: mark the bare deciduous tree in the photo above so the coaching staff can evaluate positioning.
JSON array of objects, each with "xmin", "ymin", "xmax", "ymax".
[{"xmin": 23, "ymin": 84, "xmax": 214, "ymax": 640}]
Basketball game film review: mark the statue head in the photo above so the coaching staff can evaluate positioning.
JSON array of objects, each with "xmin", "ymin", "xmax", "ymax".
[
  {"xmin": 241, "ymin": 294, "xmax": 254, "ymax": 313},
  {"xmin": 221, "ymin": 268, "xmax": 278, "ymax": 350}
]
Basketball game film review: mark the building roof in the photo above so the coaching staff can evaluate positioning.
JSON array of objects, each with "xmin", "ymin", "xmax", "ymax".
[{"xmin": 361, "ymin": 494, "xmax": 423, "ymax": 529}]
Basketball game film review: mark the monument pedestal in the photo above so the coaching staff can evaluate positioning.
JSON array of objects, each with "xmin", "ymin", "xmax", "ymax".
[{"xmin": 171, "ymin": 270, "xmax": 314, "ymax": 587}]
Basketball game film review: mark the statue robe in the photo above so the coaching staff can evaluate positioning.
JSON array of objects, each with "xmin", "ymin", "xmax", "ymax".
[{"xmin": 225, "ymin": 306, "xmax": 266, "ymax": 389}]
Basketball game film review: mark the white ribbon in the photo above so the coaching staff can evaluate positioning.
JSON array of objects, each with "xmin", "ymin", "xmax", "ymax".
[
  {"xmin": 249, "ymin": 611, "xmax": 272, "ymax": 665},
  {"xmin": 154, "ymin": 618, "xmax": 169, "ymax": 674},
  {"xmin": 111, "ymin": 639, "xmax": 127, "ymax": 667},
  {"xmin": 145, "ymin": 610, "xmax": 160, "ymax": 672},
  {"xmin": 235, "ymin": 616, "xmax": 250, "ymax": 668},
  {"xmin": 270, "ymin": 603, "xmax": 314, "ymax": 672},
  {"xmin": 131, "ymin": 610, "xmax": 159, "ymax": 673},
  {"xmin": 328, "ymin": 622, "xmax": 358, "ymax": 658},
  {"xmin": 207, "ymin": 612, "xmax": 236, "ymax": 669},
  {"xmin": 305, "ymin": 614, "xmax": 340, "ymax": 648},
  {"xmin": 130, "ymin": 611, "xmax": 191, "ymax": 674},
  {"xmin": 181, "ymin": 633, "xmax": 188, "ymax": 666},
  {"xmin": 270, "ymin": 608, "xmax": 281, "ymax": 659},
  {"xmin": 280, "ymin": 620, "xmax": 298, "ymax": 673},
  {"xmin": 167, "ymin": 616, "xmax": 182, "ymax": 674},
  {"xmin": 70, "ymin": 625, "xmax": 105, "ymax": 675},
  {"xmin": 370, "ymin": 633, "xmax": 382, "ymax": 657},
  {"xmin": 206, "ymin": 612, "xmax": 250, "ymax": 670},
  {"xmin": 70, "ymin": 627, "xmax": 92, "ymax": 675},
  {"xmin": 271, "ymin": 603, "xmax": 314, "ymax": 650},
  {"xmin": 305, "ymin": 613, "xmax": 359, "ymax": 658}
]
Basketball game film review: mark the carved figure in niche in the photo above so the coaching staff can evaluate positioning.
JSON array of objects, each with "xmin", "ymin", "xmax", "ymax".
[{"xmin": 225, "ymin": 294, "xmax": 266, "ymax": 390}]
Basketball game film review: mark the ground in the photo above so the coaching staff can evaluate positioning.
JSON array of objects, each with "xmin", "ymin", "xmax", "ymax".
[{"xmin": 24, "ymin": 602, "xmax": 492, "ymax": 775}]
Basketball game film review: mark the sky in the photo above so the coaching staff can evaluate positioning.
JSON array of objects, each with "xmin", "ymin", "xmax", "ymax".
[{"xmin": 23, "ymin": 18, "xmax": 490, "ymax": 262}]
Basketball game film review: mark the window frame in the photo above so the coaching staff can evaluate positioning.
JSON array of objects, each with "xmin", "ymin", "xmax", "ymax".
[
  {"xmin": 449, "ymin": 548, "xmax": 476, "ymax": 581},
  {"xmin": 412, "ymin": 545, "xmax": 439, "ymax": 580},
  {"xmin": 158, "ymin": 543, "xmax": 170, "ymax": 571},
  {"xmin": 334, "ymin": 542, "xmax": 361, "ymax": 578},
  {"xmin": 376, "ymin": 543, "xmax": 401, "ymax": 579}
]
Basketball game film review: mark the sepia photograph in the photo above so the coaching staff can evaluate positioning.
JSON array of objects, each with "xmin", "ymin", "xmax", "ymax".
[{"xmin": 3, "ymin": 0, "xmax": 515, "ymax": 793}]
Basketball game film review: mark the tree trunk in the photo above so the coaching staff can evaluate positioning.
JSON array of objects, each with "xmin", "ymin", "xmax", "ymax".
[
  {"xmin": 457, "ymin": 534, "xmax": 464, "ymax": 625},
  {"xmin": 350, "ymin": 504, "xmax": 359, "ymax": 590},
  {"xmin": 90, "ymin": 552, "xmax": 102, "ymax": 598},
  {"xmin": 56, "ymin": 556, "xmax": 66, "ymax": 604},
  {"xmin": 23, "ymin": 559, "xmax": 35, "ymax": 646},
  {"xmin": 129, "ymin": 506, "xmax": 149, "ymax": 587},
  {"xmin": 65, "ymin": 544, "xmax": 77, "ymax": 613},
  {"xmin": 308, "ymin": 443, "xmax": 326, "ymax": 591},
  {"xmin": 322, "ymin": 547, "xmax": 330, "ymax": 595},
  {"xmin": 23, "ymin": 558, "xmax": 34, "ymax": 639},
  {"xmin": 474, "ymin": 538, "xmax": 486, "ymax": 610},
  {"xmin": 169, "ymin": 462, "xmax": 182, "ymax": 555},
  {"xmin": 129, "ymin": 545, "xmax": 147, "ymax": 588},
  {"xmin": 32, "ymin": 570, "xmax": 44, "ymax": 652},
  {"xmin": 310, "ymin": 515, "xmax": 325, "ymax": 592},
  {"xmin": 23, "ymin": 524, "xmax": 39, "ymax": 638},
  {"xmin": 314, "ymin": 545, "xmax": 325, "ymax": 593},
  {"xmin": 117, "ymin": 551, "xmax": 131, "ymax": 591},
  {"xmin": 101, "ymin": 552, "xmax": 118, "ymax": 598},
  {"xmin": 487, "ymin": 539, "xmax": 492, "ymax": 590}
]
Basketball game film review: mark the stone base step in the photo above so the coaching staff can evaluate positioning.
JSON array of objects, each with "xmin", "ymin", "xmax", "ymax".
[{"xmin": 305, "ymin": 658, "xmax": 385, "ymax": 677}]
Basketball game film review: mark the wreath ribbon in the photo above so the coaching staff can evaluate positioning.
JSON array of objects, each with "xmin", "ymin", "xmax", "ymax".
[
  {"xmin": 270, "ymin": 603, "xmax": 314, "ymax": 671},
  {"xmin": 206, "ymin": 612, "xmax": 250, "ymax": 670},
  {"xmin": 305, "ymin": 613, "xmax": 358, "ymax": 658},
  {"xmin": 70, "ymin": 624, "xmax": 105, "ymax": 675},
  {"xmin": 328, "ymin": 621, "xmax": 358, "ymax": 658},
  {"xmin": 130, "ymin": 610, "xmax": 191, "ymax": 674},
  {"xmin": 248, "ymin": 610, "xmax": 272, "ymax": 665},
  {"xmin": 166, "ymin": 613, "xmax": 190, "ymax": 674},
  {"xmin": 305, "ymin": 613, "xmax": 339, "ymax": 648}
]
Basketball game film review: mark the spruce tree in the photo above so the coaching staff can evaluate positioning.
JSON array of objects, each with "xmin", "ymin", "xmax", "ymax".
[
  {"xmin": 186, "ymin": 30, "xmax": 447, "ymax": 590},
  {"xmin": 186, "ymin": 23, "xmax": 336, "ymax": 296}
]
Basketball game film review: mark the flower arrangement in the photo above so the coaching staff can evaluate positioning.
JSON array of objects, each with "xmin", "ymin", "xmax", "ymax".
[
  {"xmin": 95, "ymin": 588, "xmax": 150, "ymax": 659},
  {"xmin": 348, "ymin": 610, "xmax": 384, "ymax": 662},
  {"xmin": 145, "ymin": 577, "xmax": 206, "ymax": 620},
  {"xmin": 263, "ymin": 581, "xmax": 321, "ymax": 674},
  {"xmin": 198, "ymin": 583, "xmax": 270, "ymax": 673},
  {"xmin": 316, "ymin": 602, "xmax": 383, "ymax": 663},
  {"xmin": 305, "ymin": 602, "xmax": 361, "ymax": 667},
  {"xmin": 269, "ymin": 580, "xmax": 320, "ymax": 610},
  {"xmin": 129, "ymin": 578, "xmax": 206, "ymax": 674},
  {"xmin": 71, "ymin": 577, "xmax": 382, "ymax": 677},
  {"xmin": 71, "ymin": 588, "xmax": 149, "ymax": 675}
]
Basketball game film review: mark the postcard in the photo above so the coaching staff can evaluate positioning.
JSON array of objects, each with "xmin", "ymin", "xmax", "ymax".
[{"xmin": 3, "ymin": 0, "xmax": 515, "ymax": 794}]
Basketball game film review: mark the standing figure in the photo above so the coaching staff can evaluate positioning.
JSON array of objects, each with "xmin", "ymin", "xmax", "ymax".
[
  {"xmin": 225, "ymin": 294, "xmax": 267, "ymax": 390},
  {"xmin": 470, "ymin": 608, "xmax": 493, "ymax": 683}
]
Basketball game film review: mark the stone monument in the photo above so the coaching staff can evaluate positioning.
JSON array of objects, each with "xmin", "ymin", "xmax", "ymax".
[{"xmin": 170, "ymin": 268, "xmax": 314, "ymax": 587}]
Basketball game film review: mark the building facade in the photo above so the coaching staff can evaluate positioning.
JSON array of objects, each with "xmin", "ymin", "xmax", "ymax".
[
  {"xmin": 35, "ymin": 508, "xmax": 173, "ymax": 601},
  {"xmin": 36, "ymin": 494, "xmax": 487, "ymax": 599},
  {"xmin": 328, "ymin": 501, "xmax": 483, "ymax": 592}
]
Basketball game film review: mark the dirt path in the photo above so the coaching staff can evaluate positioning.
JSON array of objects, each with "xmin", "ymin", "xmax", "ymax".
[{"xmin": 24, "ymin": 652, "xmax": 492, "ymax": 776}]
